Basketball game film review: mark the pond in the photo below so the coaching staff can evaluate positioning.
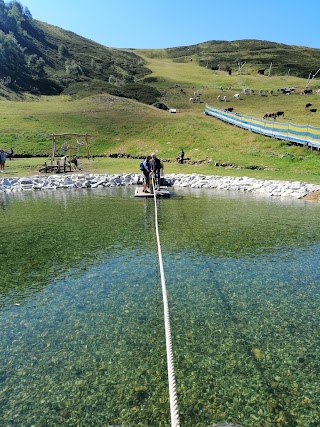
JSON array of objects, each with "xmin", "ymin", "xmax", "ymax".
[{"xmin": 0, "ymin": 187, "xmax": 320, "ymax": 427}]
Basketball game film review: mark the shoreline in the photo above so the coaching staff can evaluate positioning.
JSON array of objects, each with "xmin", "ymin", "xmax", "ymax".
[{"xmin": 1, "ymin": 172, "xmax": 320, "ymax": 200}]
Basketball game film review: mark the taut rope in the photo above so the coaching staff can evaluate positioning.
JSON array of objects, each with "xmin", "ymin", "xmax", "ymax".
[{"xmin": 152, "ymin": 177, "xmax": 180, "ymax": 427}]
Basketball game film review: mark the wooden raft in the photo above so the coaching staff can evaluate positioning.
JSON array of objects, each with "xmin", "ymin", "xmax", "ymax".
[{"xmin": 134, "ymin": 186, "xmax": 171, "ymax": 198}]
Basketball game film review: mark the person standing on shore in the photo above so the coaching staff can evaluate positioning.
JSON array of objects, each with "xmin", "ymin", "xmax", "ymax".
[
  {"xmin": 0, "ymin": 150, "xmax": 6, "ymax": 172},
  {"xmin": 8, "ymin": 148, "xmax": 14, "ymax": 160},
  {"xmin": 177, "ymin": 149, "xmax": 185, "ymax": 164}
]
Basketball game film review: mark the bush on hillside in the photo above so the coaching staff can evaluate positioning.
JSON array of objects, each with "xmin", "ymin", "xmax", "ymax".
[
  {"xmin": 107, "ymin": 83, "xmax": 162, "ymax": 104},
  {"xmin": 143, "ymin": 76, "xmax": 159, "ymax": 83}
]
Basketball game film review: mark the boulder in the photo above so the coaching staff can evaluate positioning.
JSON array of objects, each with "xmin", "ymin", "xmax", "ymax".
[{"xmin": 153, "ymin": 102, "xmax": 169, "ymax": 111}]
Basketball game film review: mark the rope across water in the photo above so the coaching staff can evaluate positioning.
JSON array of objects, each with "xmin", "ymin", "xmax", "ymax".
[{"xmin": 152, "ymin": 177, "xmax": 180, "ymax": 427}]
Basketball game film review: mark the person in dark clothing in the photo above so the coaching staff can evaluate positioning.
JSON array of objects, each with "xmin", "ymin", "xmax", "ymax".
[
  {"xmin": 70, "ymin": 155, "xmax": 79, "ymax": 169},
  {"xmin": 150, "ymin": 153, "xmax": 162, "ymax": 190},
  {"xmin": 8, "ymin": 148, "xmax": 14, "ymax": 160},
  {"xmin": 177, "ymin": 149, "xmax": 185, "ymax": 164}
]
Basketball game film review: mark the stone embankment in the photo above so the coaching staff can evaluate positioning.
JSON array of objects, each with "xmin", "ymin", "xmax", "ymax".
[{"xmin": 1, "ymin": 173, "xmax": 320, "ymax": 199}]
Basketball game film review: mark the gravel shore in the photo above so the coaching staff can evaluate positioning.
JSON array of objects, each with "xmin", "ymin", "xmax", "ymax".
[{"xmin": 1, "ymin": 172, "xmax": 320, "ymax": 199}]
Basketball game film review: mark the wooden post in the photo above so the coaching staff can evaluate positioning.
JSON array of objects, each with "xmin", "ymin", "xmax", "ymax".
[{"xmin": 51, "ymin": 134, "xmax": 56, "ymax": 164}]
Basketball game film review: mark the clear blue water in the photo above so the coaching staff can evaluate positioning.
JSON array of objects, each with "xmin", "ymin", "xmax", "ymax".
[{"xmin": 0, "ymin": 187, "xmax": 320, "ymax": 427}]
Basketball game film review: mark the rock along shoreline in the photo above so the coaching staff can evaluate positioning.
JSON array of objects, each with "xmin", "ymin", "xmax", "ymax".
[{"xmin": 1, "ymin": 173, "xmax": 320, "ymax": 199}]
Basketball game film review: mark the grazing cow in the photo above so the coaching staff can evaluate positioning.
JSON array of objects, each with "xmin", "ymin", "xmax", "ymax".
[
  {"xmin": 309, "ymin": 108, "xmax": 317, "ymax": 113},
  {"xmin": 225, "ymin": 107, "xmax": 234, "ymax": 112},
  {"xmin": 242, "ymin": 88, "xmax": 248, "ymax": 95},
  {"xmin": 279, "ymin": 88, "xmax": 292, "ymax": 95},
  {"xmin": 258, "ymin": 69, "xmax": 265, "ymax": 75},
  {"xmin": 304, "ymin": 89, "xmax": 313, "ymax": 94},
  {"xmin": 263, "ymin": 112, "xmax": 277, "ymax": 120},
  {"xmin": 233, "ymin": 93, "xmax": 240, "ymax": 100},
  {"xmin": 222, "ymin": 95, "xmax": 227, "ymax": 101},
  {"xmin": 305, "ymin": 103, "xmax": 312, "ymax": 108},
  {"xmin": 276, "ymin": 111, "xmax": 285, "ymax": 118}
]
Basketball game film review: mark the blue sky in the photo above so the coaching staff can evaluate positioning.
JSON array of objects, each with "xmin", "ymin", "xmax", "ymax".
[{"xmin": 21, "ymin": 0, "xmax": 320, "ymax": 49}]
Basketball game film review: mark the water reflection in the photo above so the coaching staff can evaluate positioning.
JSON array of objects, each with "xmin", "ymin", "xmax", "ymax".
[{"xmin": 1, "ymin": 187, "xmax": 320, "ymax": 426}]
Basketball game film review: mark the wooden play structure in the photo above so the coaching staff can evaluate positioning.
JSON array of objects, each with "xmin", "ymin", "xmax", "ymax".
[{"xmin": 39, "ymin": 133, "xmax": 93, "ymax": 173}]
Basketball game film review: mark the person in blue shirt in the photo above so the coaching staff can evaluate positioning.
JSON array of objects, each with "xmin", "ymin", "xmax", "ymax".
[
  {"xmin": 141, "ymin": 155, "xmax": 151, "ymax": 192},
  {"xmin": 0, "ymin": 150, "xmax": 6, "ymax": 172}
]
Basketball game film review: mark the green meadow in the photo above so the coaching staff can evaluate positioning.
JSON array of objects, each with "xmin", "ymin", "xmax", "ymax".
[{"xmin": 1, "ymin": 51, "xmax": 320, "ymax": 183}]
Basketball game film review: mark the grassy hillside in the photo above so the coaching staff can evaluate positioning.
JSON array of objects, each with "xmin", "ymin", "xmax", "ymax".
[
  {"xmin": 165, "ymin": 40, "xmax": 320, "ymax": 78},
  {"xmin": 1, "ymin": 2, "xmax": 320, "ymax": 183},
  {"xmin": 1, "ymin": 1, "xmax": 320, "ymax": 100},
  {"xmin": 1, "ymin": 51, "xmax": 320, "ymax": 183},
  {"xmin": 0, "ymin": 1, "xmax": 156, "ymax": 101}
]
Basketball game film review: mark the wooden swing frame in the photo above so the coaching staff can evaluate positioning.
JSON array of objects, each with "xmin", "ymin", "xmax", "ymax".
[{"xmin": 50, "ymin": 133, "xmax": 93, "ymax": 164}]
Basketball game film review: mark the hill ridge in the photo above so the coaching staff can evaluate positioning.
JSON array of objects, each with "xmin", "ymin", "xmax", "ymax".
[{"xmin": 1, "ymin": 1, "xmax": 320, "ymax": 99}]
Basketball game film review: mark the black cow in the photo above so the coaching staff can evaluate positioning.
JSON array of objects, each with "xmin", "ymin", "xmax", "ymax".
[
  {"xmin": 305, "ymin": 103, "xmax": 312, "ymax": 108},
  {"xmin": 309, "ymin": 108, "xmax": 317, "ymax": 113},
  {"xmin": 276, "ymin": 111, "xmax": 285, "ymax": 117},
  {"xmin": 304, "ymin": 89, "xmax": 313, "ymax": 94},
  {"xmin": 263, "ymin": 112, "xmax": 277, "ymax": 120},
  {"xmin": 258, "ymin": 69, "xmax": 265, "ymax": 75},
  {"xmin": 225, "ymin": 107, "xmax": 234, "ymax": 112}
]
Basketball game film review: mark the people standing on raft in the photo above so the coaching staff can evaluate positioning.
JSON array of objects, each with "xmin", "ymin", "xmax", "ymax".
[
  {"xmin": 140, "ymin": 155, "xmax": 152, "ymax": 193},
  {"xmin": 150, "ymin": 153, "xmax": 162, "ymax": 190}
]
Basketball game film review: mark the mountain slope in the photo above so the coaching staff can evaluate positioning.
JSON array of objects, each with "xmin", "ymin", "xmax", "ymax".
[
  {"xmin": 0, "ymin": 0, "xmax": 154, "ymax": 99},
  {"xmin": 1, "ymin": 1, "xmax": 320, "ymax": 100},
  {"xmin": 166, "ymin": 39, "xmax": 320, "ymax": 77}
]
